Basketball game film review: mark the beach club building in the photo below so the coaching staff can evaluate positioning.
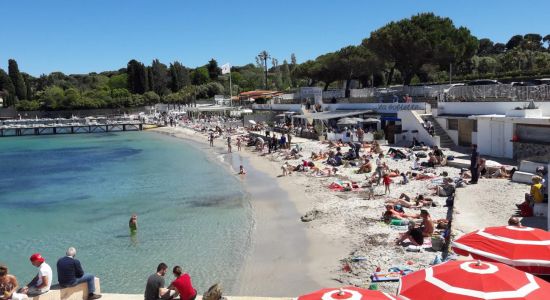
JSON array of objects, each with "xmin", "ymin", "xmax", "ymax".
[{"xmin": 252, "ymin": 85, "xmax": 550, "ymax": 162}]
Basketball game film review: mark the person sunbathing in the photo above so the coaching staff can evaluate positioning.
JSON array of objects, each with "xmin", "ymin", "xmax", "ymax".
[
  {"xmin": 357, "ymin": 160, "xmax": 372, "ymax": 174},
  {"xmin": 395, "ymin": 210, "xmax": 434, "ymax": 246},
  {"xmin": 490, "ymin": 166, "xmax": 510, "ymax": 179},
  {"xmin": 383, "ymin": 204, "xmax": 420, "ymax": 221},
  {"xmin": 310, "ymin": 151, "xmax": 319, "ymax": 160}
]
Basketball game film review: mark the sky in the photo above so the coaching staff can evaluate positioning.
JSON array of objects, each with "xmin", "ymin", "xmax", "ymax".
[{"xmin": 1, "ymin": 0, "xmax": 549, "ymax": 76}]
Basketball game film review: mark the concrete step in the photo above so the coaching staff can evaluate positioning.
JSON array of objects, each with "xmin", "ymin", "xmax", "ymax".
[
  {"xmin": 512, "ymin": 171, "xmax": 536, "ymax": 184},
  {"xmin": 519, "ymin": 160, "xmax": 545, "ymax": 174}
]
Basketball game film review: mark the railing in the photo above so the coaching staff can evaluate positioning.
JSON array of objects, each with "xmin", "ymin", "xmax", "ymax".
[{"xmin": 445, "ymin": 84, "xmax": 550, "ymax": 102}]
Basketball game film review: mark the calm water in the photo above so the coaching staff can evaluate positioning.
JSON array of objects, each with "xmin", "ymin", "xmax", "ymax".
[{"xmin": 0, "ymin": 132, "xmax": 252, "ymax": 293}]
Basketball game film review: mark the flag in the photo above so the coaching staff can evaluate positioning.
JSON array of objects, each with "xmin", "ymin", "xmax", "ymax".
[{"xmin": 221, "ymin": 63, "xmax": 231, "ymax": 75}]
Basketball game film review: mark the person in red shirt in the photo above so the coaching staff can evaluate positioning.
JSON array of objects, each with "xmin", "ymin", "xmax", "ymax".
[
  {"xmin": 168, "ymin": 266, "xmax": 196, "ymax": 300},
  {"xmin": 383, "ymin": 173, "xmax": 392, "ymax": 195}
]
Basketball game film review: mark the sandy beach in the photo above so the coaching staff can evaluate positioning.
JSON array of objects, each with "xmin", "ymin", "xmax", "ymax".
[{"xmin": 151, "ymin": 125, "xmax": 533, "ymax": 295}]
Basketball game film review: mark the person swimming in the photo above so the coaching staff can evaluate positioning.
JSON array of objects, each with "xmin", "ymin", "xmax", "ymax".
[
  {"xmin": 129, "ymin": 214, "xmax": 138, "ymax": 232},
  {"xmin": 238, "ymin": 165, "xmax": 246, "ymax": 175}
]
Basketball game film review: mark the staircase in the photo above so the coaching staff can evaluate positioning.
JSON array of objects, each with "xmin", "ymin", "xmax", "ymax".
[{"xmin": 422, "ymin": 115, "xmax": 455, "ymax": 148}]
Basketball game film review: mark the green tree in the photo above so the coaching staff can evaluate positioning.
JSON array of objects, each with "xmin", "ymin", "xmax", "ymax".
[
  {"xmin": 0, "ymin": 68, "xmax": 16, "ymax": 107},
  {"xmin": 15, "ymin": 100, "xmax": 40, "ymax": 111},
  {"xmin": 207, "ymin": 59, "xmax": 220, "ymax": 80},
  {"xmin": 366, "ymin": 13, "xmax": 477, "ymax": 85},
  {"xmin": 506, "ymin": 35, "xmax": 524, "ymax": 50},
  {"xmin": 191, "ymin": 67, "xmax": 210, "ymax": 85},
  {"xmin": 8, "ymin": 59, "xmax": 27, "ymax": 100},
  {"xmin": 169, "ymin": 61, "xmax": 190, "ymax": 92},
  {"xmin": 151, "ymin": 59, "xmax": 168, "ymax": 96},
  {"xmin": 127, "ymin": 59, "xmax": 147, "ymax": 94},
  {"xmin": 544, "ymin": 34, "xmax": 550, "ymax": 50},
  {"xmin": 40, "ymin": 85, "xmax": 65, "ymax": 110},
  {"xmin": 522, "ymin": 33, "xmax": 543, "ymax": 51},
  {"xmin": 477, "ymin": 38, "xmax": 494, "ymax": 56},
  {"xmin": 143, "ymin": 91, "xmax": 160, "ymax": 104},
  {"xmin": 108, "ymin": 74, "xmax": 128, "ymax": 90}
]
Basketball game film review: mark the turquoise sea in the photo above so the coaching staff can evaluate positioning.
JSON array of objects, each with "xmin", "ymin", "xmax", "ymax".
[{"xmin": 0, "ymin": 132, "xmax": 253, "ymax": 294}]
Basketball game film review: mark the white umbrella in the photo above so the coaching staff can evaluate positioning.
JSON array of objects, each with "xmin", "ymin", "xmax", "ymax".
[
  {"xmin": 364, "ymin": 118, "xmax": 381, "ymax": 123},
  {"xmin": 337, "ymin": 118, "xmax": 358, "ymax": 125},
  {"xmin": 249, "ymin": 120, "xmax": 257, "ymax": 125}
]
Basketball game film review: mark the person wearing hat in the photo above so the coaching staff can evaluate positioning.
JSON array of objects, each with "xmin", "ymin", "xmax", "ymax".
[
  {"xmin": 18, "ymin": 253, "xmax": 52, "ymax": 296},
  {"xmin": 57, "ymin": 247, "xmax": 101, "ymax": 299}
]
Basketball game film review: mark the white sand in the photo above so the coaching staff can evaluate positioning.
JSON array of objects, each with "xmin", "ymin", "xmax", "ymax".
[{"xmin": 151, "ymin": 125, "xmax": 530, "ymax": 295}]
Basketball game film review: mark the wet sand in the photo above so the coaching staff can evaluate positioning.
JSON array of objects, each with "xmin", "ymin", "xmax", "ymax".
[{"xmin": 152, "ymin": 127, "xmax": 349, "ymax": 296}]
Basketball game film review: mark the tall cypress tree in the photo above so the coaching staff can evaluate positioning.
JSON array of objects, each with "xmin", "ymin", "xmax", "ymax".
[
  {"xmin": 8, "ymin": 59, "xmax": 27, "ymax": 100},
  {"xmin": 169, "ymin": 61, "xmax": 190, "ymax": 92},
  {"xmin": 0, "ymin": 68, "xmax": 16, "ymax": 106},
  {"xmin": 127, "ymin": 59, "xmax": 147, "ymax": 94},
  {"xmin": 151, "ymin": 59, "xmax": 168, "ymax": 96}
]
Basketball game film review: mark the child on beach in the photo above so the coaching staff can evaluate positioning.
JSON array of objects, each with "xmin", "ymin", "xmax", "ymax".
[
  {"xmin": 383, "ymin": 173, "xmax": 391, "ymax": 195},
  {"xmin": 236, "ymin": 137, "xmax": 242, "ymax": 151},
  {"xmin": 238, "ymin": 165, "xmax": 246, "ymax": 175}
]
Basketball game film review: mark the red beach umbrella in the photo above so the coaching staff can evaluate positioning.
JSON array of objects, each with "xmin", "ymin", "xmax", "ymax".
[
  {"xmin": 297, "ymin": 287, "xmax": 398, "ymax": 300},
  {"xmin": 451, "ymin": 226, "xmax": 550, "ymax": 274},
  {"xmin": 398, "ymin": 260, "xmax": 550, "ymax": 300}
]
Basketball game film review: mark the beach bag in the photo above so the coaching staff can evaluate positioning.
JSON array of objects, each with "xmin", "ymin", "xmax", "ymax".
[
  {"xmin": 416, "ymin": 152, "xmax": 427, "ymax": 158},
  {"xmin": 203, "ymin": 284, "xmax": 223, "ymax": 300},
  {"xmin": 447, "ymin": 155, "xmax": 455, "ymax": 161}
]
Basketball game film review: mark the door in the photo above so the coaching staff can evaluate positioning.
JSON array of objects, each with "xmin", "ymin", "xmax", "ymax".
[
  {"xmin": 458, "ymin": 119, "xmax": 473, "ymax": 147},
  {"xmin": 490, "ymin": 122, "xmax": 505, "ymax": 157}
]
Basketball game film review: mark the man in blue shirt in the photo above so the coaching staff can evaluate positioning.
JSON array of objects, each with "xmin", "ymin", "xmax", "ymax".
[{"xmin": 57, "ymin": 247, "xmax": 101, "ymax": 300}]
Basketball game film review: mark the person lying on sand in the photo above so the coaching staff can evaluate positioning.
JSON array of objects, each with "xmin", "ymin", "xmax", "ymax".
[
  {"xmin": 490, "ymin": 166, "xmax": 510, "ymax": 179},
  {"xmin": 430, "ymin": 177, "xmax": 456, "ymax": 197},
  {"xmin": 382, "ymin": 204, "xmax": 421, "ymax": 221},
  {"xmin": 395, "ymin": 210, "xmax": 434, "ymax": 246}
]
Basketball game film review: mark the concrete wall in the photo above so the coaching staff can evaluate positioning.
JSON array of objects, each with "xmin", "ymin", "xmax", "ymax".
[
  {"xmin": 438, "ymin": 102, "xmax": 550, "ymax": 116},
  {"xmin": 513, "ymin": 142, "xmax": 550, "ymax": 162},
  {"xmin": 397, "ymin": 110, "xmax": 439, "ymax": 147},
  {"xmin": 323, "ymin": 102, "xmax": 430, "ymax": 114}
]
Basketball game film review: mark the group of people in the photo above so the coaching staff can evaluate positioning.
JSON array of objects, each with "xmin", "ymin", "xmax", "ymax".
[
  {"xmin": 144, "ymin": 263, "xmax": 196, "ymax": 300},
  {"xmin": 0, "ymin": 248, "xmax": 101, "ymax": 300}
]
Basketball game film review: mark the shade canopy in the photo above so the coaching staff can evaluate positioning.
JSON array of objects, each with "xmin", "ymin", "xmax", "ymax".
[
  {"xmin": 398, "ymin": 260, "xmax": 550, "ymax": 300},
  {"xmin": 298, "ymin": 287, "xmax": 397, "ymax": 300},
  {"xmin": 452, "ymin": 226, "xmax": 550, "ymax": 275}
]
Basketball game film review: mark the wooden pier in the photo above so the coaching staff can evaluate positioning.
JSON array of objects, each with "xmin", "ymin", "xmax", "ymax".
[{"xmin": 0, "ymin": 122, "xmax": 143, "ymax": 137}]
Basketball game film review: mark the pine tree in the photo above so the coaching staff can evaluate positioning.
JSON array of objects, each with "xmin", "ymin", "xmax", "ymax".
[
  {"xmin": 8, "ymin": 59, "xmax": 27, "ymax": 100},
  {"xmin": 169, "ymin": 61, "xmax": 190, "ymax": 92}
]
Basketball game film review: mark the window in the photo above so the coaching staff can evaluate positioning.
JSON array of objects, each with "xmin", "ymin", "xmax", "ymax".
[
  {"xmin": 472, "ymin": 120, "xmax": 477, "ymax": 132},
  {"xmin": 516, "ymin": 124, "xmax": 550, "ymax": 143},
  {"xmin": 447, "ymin": 119, "xmax": 458, "ymax": 130}
]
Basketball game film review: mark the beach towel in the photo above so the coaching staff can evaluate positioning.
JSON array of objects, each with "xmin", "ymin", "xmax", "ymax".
[{"xmin": 370, "ymin": 267, "xmax": 414, "ymax": 282}]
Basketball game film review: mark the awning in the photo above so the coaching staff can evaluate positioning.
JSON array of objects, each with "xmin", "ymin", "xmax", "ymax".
[
  {"xmin": 381, "ymin": 116, "xmax": 401, "ymax": 122},
  {"xmin": 292, "ymin": 110, "xmax": 373, "ymax": 121}
]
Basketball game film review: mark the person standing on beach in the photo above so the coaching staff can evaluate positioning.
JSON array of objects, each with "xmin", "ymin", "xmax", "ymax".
[
  {"xmin": 236, "ymin": 138, "xmax": 242, "ymax": 151},
  {"xmin": 209, "ymin": 133, "xmax": 214, "ymax": 147},
  {"xmin": 469, "ymin": 144, "xmax": 479, "ymax": 184},
  {"xmin": 227, "ymin": 136, "xmax": 232, "ymax": 153},
  {"xmin": 383, "ymin": 173, "xmax": 391, "ymax": 194},
  {"xmin": 376, "ymin": 153, "xmax": 385, "ymax": 185}
]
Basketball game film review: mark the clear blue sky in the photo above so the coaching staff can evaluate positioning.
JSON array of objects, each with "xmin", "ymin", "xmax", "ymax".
[{"xmin": 2, "ymin": 0, "xmax": 549, "ymax": 76}]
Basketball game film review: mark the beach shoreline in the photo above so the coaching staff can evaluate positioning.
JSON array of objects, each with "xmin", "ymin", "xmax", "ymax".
[{"xmin": 151, "ymin": 127, "xmax": 350, "ymax": 296}]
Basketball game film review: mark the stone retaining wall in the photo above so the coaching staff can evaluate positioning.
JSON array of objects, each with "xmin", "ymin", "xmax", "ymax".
[{"xmin": 513, "ymin": 141, "xmax": 550, "ymax": 162}]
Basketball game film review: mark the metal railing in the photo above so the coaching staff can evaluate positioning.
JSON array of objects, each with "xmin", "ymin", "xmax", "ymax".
[{"xmin": 445, "ymin": 85, "xmax": 550, "ymax": 102}]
